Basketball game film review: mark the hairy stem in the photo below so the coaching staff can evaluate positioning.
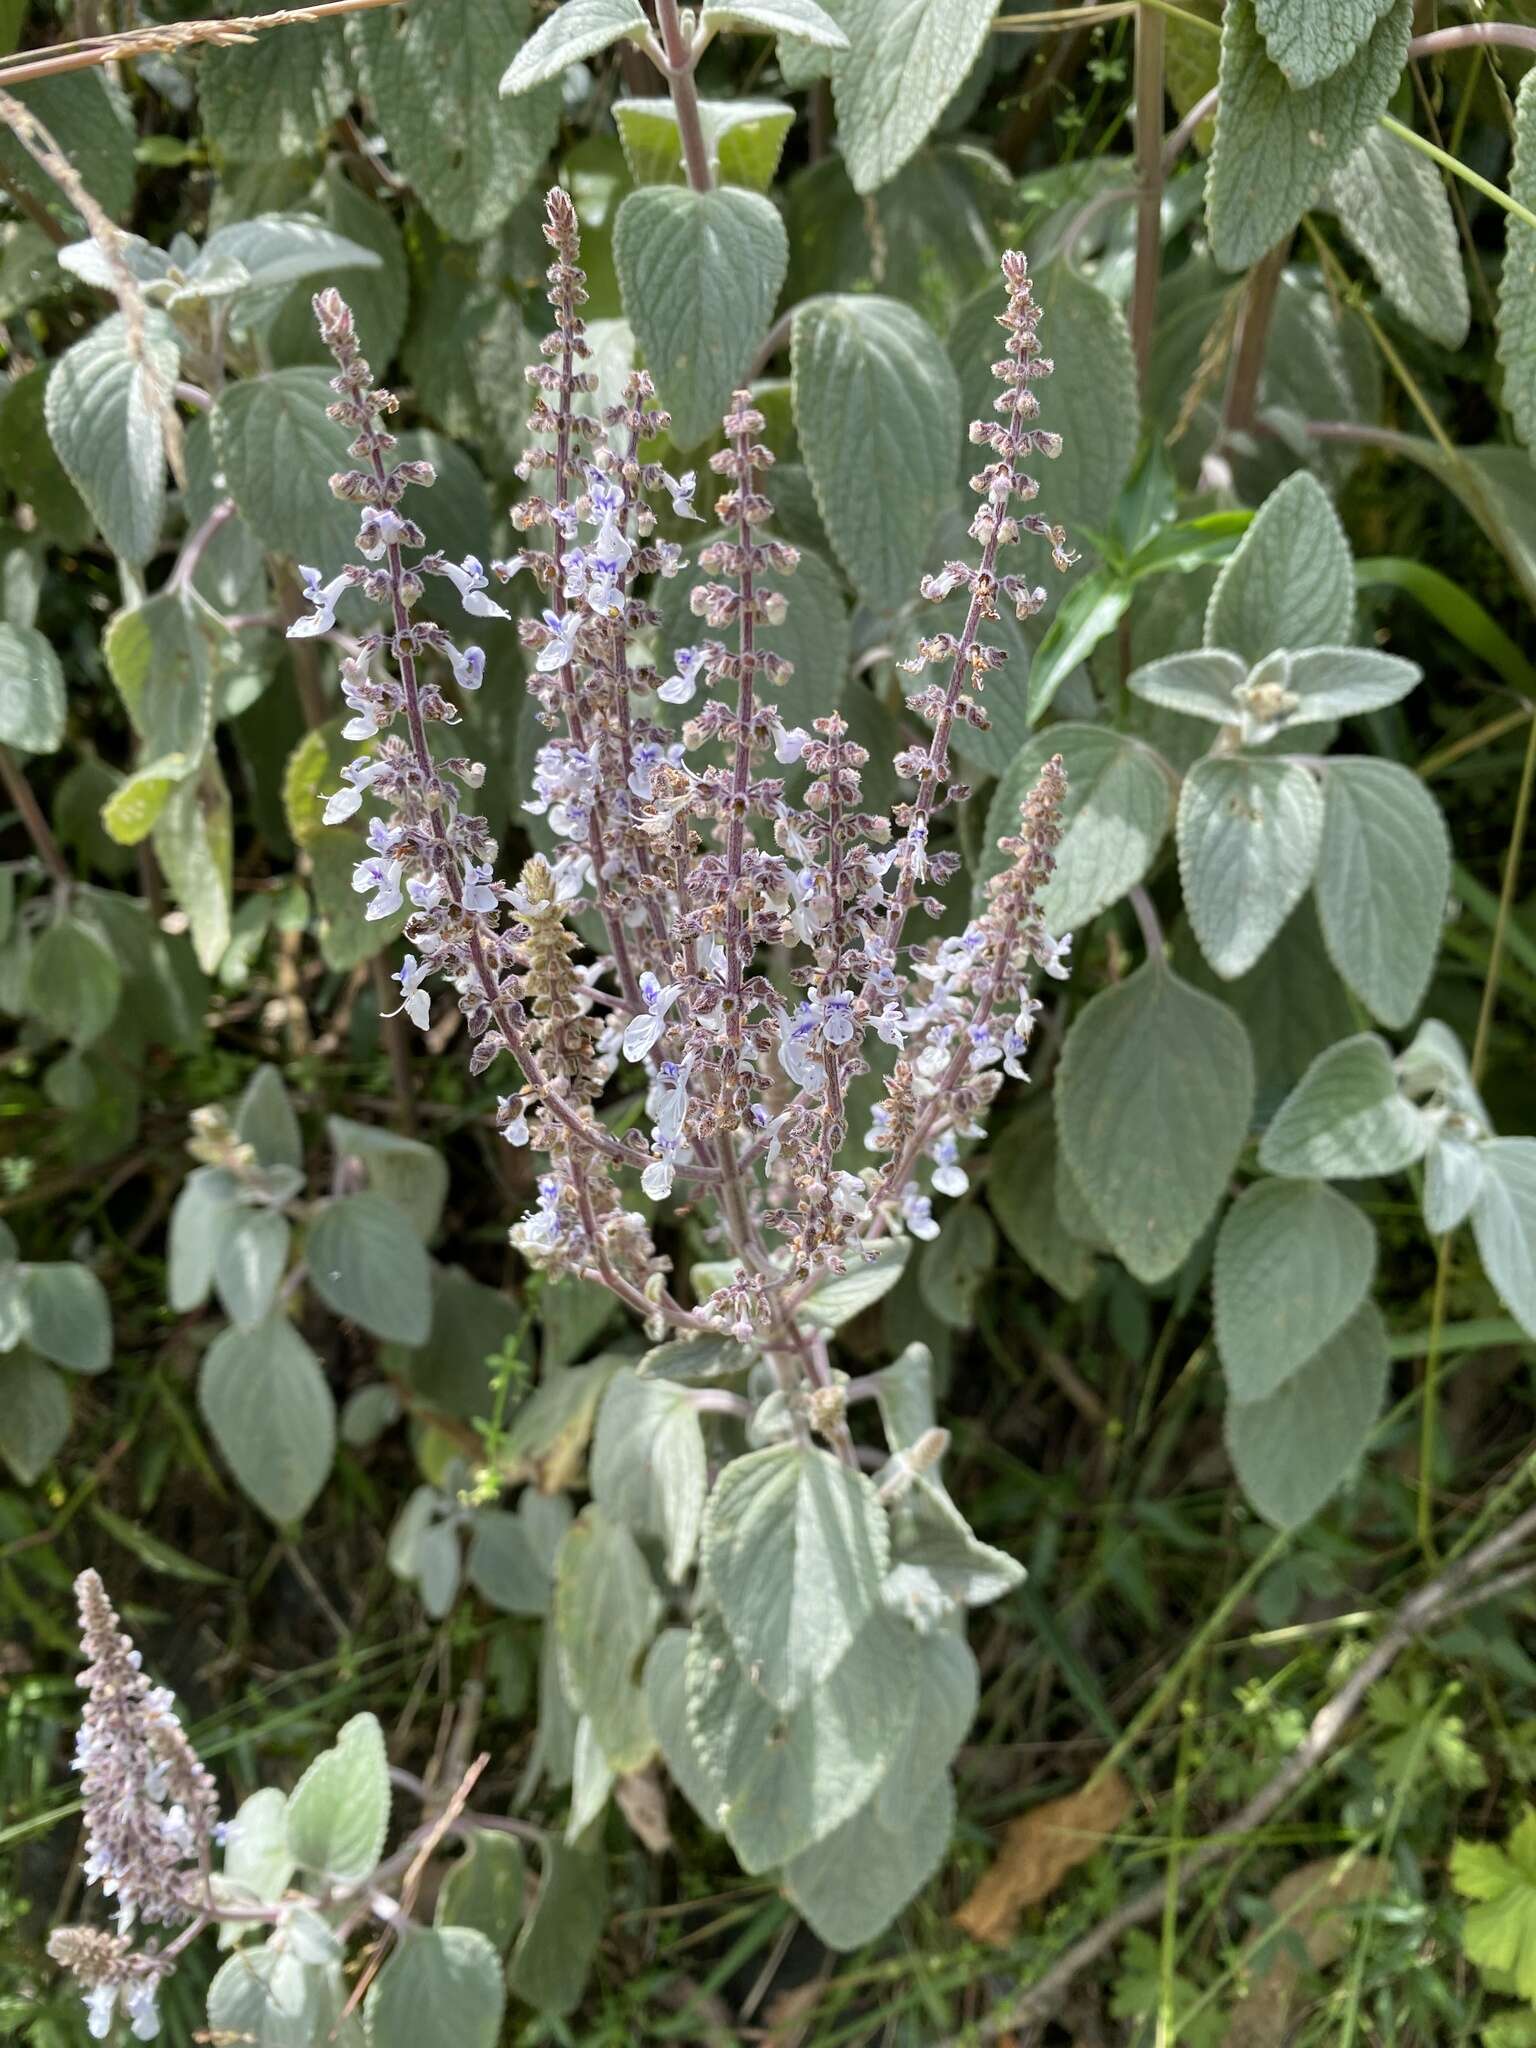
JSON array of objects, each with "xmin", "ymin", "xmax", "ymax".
[{"xmin": 655, "ymin": 0, "xmax": 713, "ymax": 193}]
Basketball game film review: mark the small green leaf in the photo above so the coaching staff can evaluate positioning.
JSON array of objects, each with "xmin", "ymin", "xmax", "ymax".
[
  {"xmin": 212, "ymin": 1209, "xmax": 291, "ymax": 1332},
  {"xmin": 167, "ymin": 1166, "xmax": 239, "ymax": 1313},
  {"xmin": 591, "ymin": 1369, "xmax": 707, "ymax": 1582},
  {"xmin": 919, "ymin": 1205, "xmax": 996, "ymax": 1330},
  {"xmin": 1032, "ymin": 261, "xmax": 1141, "ymax": 549},
  {"xmin": 1471, "ymin": 1139, "xmax": 1536, "ymax": 1345},
  {"xmin": 0, "ymin": 622, "xmax": 65, "ymax": 754},
  {"xmin": 1027, "ymin": 571, "xmax": 1132, "ymax": 724},
  {"xmin": 1205, "ymin": 470, "xmax": 1355, "ymax": 662},
  {"xmin": 798, "ymin": 1238, "xmax": 909, "ymax": 1330},
  {"xmin": 828, "ymin": 0, "xmax": 998, "ymax": 196},
  {"xmin": 211, "ymin": 367, "xmax": 357, "ymax": 567},
  {"xmin": 1128, "ymin": 648, "xmax": 1245, "ymax": 725},
  {"xmin": 25, "ymin": 916, "xmax": 122, "ymax": 1047},
  {"xmin": 637, "ymin": 1333, "xmax": 753, "ymax": 1381},
  {"xmin": 351, "ymin": 0, "xmax": 561, "ymax": 244},
  {"xmin": 1214, "ymin": 1178, "xmax": 1376, "ymax": 1402},
  {"xmin": 1284, "ymin": 645, "xmax": 1420, "ymax": 719},
  {"xmin": 700, "ymin": 1442, "xmax": 888, "ymax": 1710},
  {"xmin": 1258, "ymin": 1033, "xmax": 1430, "ymax": 1178},
  {"xmin": 613, "ymin": 97, "xmax": 795, "ymax": 193},
  {"xmin": 981, "ymin": 724, "xmax": 1174, "ymax": 935},
  {"xmin": 613, "ymin": 185, "xmax": 788, "ymax": 450},
  {"xmin": 554, "ymin": 1506, "xmax": 662, "ymax": 1772},
  {"xmin": 1329, "ymin": 125, "xmax": 1469, "ymax": 350},
  {"xmin": 792, "ymin": 294, "xmax": 959, "ymax": 610},
  {"xmin": 885, "ymin": 1476, "xmax": 1025, "ymax": 1616},
  {"xmin": 21, "ymin": 1261, "xmax": 111, "ymax": 1375},
  {"xmin": 0, "ymin": 1349, "xmax": 69, "ymax": 1484},
  {"xmin": 643, "ymin": 1629, "xmax": 723, "ymax": 1828},
  {"xmin": 436, "ymin": 1829, "xmax": 524, "ymax": 1954},
  {"xmin": 45, "ymin": 311, "xmax": 180, "ymax": 566},
  {"xmin": 702, "ymin": 0, "xmax": 847, "ymax": 44},
  {"xmin": 366, "ymin": 1926, "xmax": 504, "ymax": 2048},
  {"xmin": 220, "ymin": 1788, "xmax": 295, "ymax": 1909},
  {"xmin": 1451, "ymin": 1812, "xmax": 1536, "ymax": 2004},
  {"xmin": 306, "ymin": 1192, "xmax": 432, "ymax": 1345},
  {"xmin": 499, "ymin": 0, "xmax": 648, "ymax": 95},
  {"xmin": 1314, "ymin": 756, "xmax": 1450, "ymax": 1027},
  {"xmin": 237, "ymin": 1065, "xmax": 304, "ymax": 1173},
  {"xmin": 1206, "ymin": 0, "xmax": 1412, "ymax": 272},
  {"xmin": 198, "ymin": 1314, "xmax": 336, "ymax": 1525},
  {"xmin": 1179, "ymin": 755, "xmax": 1324, "ymax": 980},
  {"xmin": 506, "ymin": 1838, "xmax": 607, "ymax": 2018},
  {"xmin": 466, "ymin": 1509, "xmax": 549, "ymax": 1616},
  {"xmin": 1057, "ymin": 961, "xmax": 1255, "ymax": 1283},
  {"xmin": 988, "ymin": 1102, "xmax": 1096, "ymax": 1301},
  {"xmin": 286, "ymin": 1711, "xmax": 391, "ymax": 1885},
  {"xmin": 1225, "ymin": 1300, "xmax": 1388, "ymax": 1526}
]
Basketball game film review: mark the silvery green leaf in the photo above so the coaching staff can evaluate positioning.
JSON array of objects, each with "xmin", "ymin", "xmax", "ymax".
[
  {"xmin": 307, "ymin": 1192, "xmax": 432, "ymax": 1345},
  {"xmin": 436, "ymin": 1828, "xmax": 524, "ymax": 1954},
  {"xmin": 1206, "ymin": 0, "xmax": 1412, "ymax": 272},
  {"xmin": 566, "ymin": 1716, "xmax": 615, "ymax": 1844},
  {"xmin": 1254, "ymin": 0, "xmax": 1397, "ymax": 87},
  {"xmin": 152, "ymin": 765, "xmax": 234, "ymax": 976},
  {"xmin": 871, "ymin": 1341, "xmax": 936, "ymax": 1453},
  {"xmin": 828, "ymin": 0, "xmax": 998, "ymax": 196},
  {"xmin": 220, "ymin": 1788, "xmax": 295, "ymax": 1912},
  {"xmin": 1424, "ymin": 1131, "xmax": 1487, "ymax": 1236},
  {"xmin": 286, "ymin": 1711, "xmax": 390, "ymax": 1886},
  {"xmin": 1205, "ymin": 469, "xmax": 1355, "ymax": 662},
  {"xmin": 554, "ymin": 1506, "xmax": 662, "ymax": 1773},
  {"xmin": 505, "ymin": 1837, "xmax": 607, "ymax": 2018},
  {"xmin": 466, "ymin": 1508, "xmax": 549, "ymax": 1616},
  {"xmin": 413, "ymin": 1518, "xmax": 463, "ymax": 1620},
  {"xmin": 1285, "ymin": 646, "xmax": 1421, "ymax": 720},
  {"xmin": 44, "ymin": 311, "xmax": 179, "ymax": 566},
  {"xmin": 988, "ymin": 1099, "xmax": 1096, "ymax": 1302},
  {"xmin": 1395, "ymin": 1018, "xmax": 1486, "ymax": 1124},
  {"xmin": 198, "ymin": 1315, "xmax": 336, "ymax": 1525},
  {"xmin": 978, "ymin": 725, "xmax": 1175, "ymax": 936},
  {"xmin": 920, "ymin": 1205, "xmax": 996, "ymax": 1331},
  {"xmin": 20, "ymin": 1262, "xmax": 110, "ymax": 1375},
  {"xmin": 643, "ymin": 1629, "xmax": 723, "ymax": 1829},
  {"xmin": 0, "ymin": 1349, "xmax": 69, "ymax": 1484},
  {"xmin": 1225, "ymin": 1300, "xmax": 1388, "ymax": 1527},
  {"xmin": 613, "ymin": 185, "xmax": 788, "ymax": 450},
  {"xmin": 637, "ymin": 1334, "xmax": 752, "ymax": 1382},
  {"xmin": 1470, "ymin": 1139, "xmax": 1536, "ymax": 1343},
  {"xmin": 784, "ymin": 1771, "xmax": 952, "ymax": 1950},
  {"xmin": 700, "ymin": 1443, "xmax": 888, "ymax": 1710},
  {"xmin": 500, "ymin": 0, "xmax": 649, "ymax": 95},
  {"xmin": 207, "ymin": 1945, "xmax": 351, "ymax": 2048},
  {"xmin": 189, "ymin": 214, "xmax": 381, "ymax": 301},
  {"xmin": 0, "ymin": 76, "xmax": 135, "ymax": 232},
  {"xmin": 1057, "ymin": 962, "xmax": 1254, "ymax": 1284},
  {"xmin": 792, "ymin": 294, "xmax": 959, "ymax": 610},
  {"xmin": 1214, "ymin": 1178, "xmax": 1376, "ymax": 1403},
  {"xmin": 236, "ymin": 1065, "xmax": 304, "ymax": 1174},
  {"xmin": 0, "ymin": 621, "xmax": 66, "ymax": 755},
  {"xmin": 167, "ymin": 1166, "xmax": 239, "ymax": 1313},
  {"xmin": 199, "ymin": 16, "xmax": 351, "ymax": 159},
  {"xmin": 211, "ymin": 1208, "xmax": 290, "ymax": 1331},
  {"xmin": 685, "ymin": 1605, "xmax": 915, "ymax": 1871},
  {"xmin": 211, "ymin": 367, "xmax": 357, "ymax": 566},
  {"xmin": 613, "ymin": 97, "xmax": 795, "ymax": 193},
  {"xmin": 1032, "ymin": 261, "xmax": 1141, "ymax": 548},
  {"xmin": 327, "ymin": 1115, "xmax": 449, "ymax": 1243},
  {"xmin": 1328, "ymin": 126, "xmax": 1469, "ymax": 349},
  {"xmin": 1314, "ymin": 756, "xmax": 1449, "ymax": 1027},
  {"xmin": 1258, "ymin": 1033, "xmax": 1431, "ymax": 1179},
  {"xmin": 57, "ymin": 233, "xmax": 173, "ymax": 293},
  {"xmin": 352, "ymin": 0, "xmax": 561, "ymax": 244},
  {"xmin": 1501, "ymin": 72, "xmax": 1536, "ymax": 454},
  {"xmin": 591, "ymin": 1369, "xmax": 707, "ymax": 1582},
  {"xmin": 1178, "ymin": 755, "xmax": 1324, "ymax": 980},
  {"xmin": 365, "ymin": 1926, "xmax": 504, "ymax": 2048},
  {"xmin": 703, "ymin": 0, "xmax": 847, "ymax": 44},
  {"xmin": 387, "ymin": 1485, "xmax": 442, "ymax": 1581},
  {"xmin": 885, "ymin": 1476, "xmax": 1024, "ymax": 1617},
  {"xmin": 878, "ymin": 1627, "xmax": 977, "ymax": 1822},
  {"xmin": 24, "ymin": 916, "xmax": 122, "ymax": 1047},
  {"xmin": 1128, "ymin": 648, "xmax": 1246, "ymax": 726},
  {"xmin": 520, "ymin": 1489, "xmax": 575, "ymax": 1578},
  {"xmin": 799, "ymin": 1239, "xmax": 909, "ymax": 1330}
]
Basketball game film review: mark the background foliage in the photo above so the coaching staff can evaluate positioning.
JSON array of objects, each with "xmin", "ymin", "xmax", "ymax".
[{"xmin": 4, "ymin": 0, "xmax": 1536, "ymax": 2039}]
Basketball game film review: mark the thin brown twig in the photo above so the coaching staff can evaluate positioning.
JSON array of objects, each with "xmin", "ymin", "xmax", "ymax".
[{"xmin": 0, "ymin": 0, "xmax": 400, "ymax": 85}]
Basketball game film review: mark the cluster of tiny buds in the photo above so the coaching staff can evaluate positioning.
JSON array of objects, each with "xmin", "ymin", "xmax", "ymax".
[{"xmin": 285, "ymin": 187, "xmax": 1072, "ymax": 1358}]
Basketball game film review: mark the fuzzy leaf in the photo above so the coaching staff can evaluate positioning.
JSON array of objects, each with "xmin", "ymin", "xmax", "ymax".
[
  {"xmin": 591, "ymin": 1369, "xmax": 707, "ymax": 1582},
  {"xmin": 988, "ymin": 1102, "xmax": 1096, "ymax": 1301},
  {"xmin": 1205, "ymin": 471, "xmax": 1354, "ymax": 662},
  {"xmin": 1179, "ymin": 755, "xmax": 1324, "ymax": 979},
  {"xmin": 554, "ymin": 1506, "xmax": 662, "ymax": 1773},
  {"xmin": 785, "ymin": 1772, "xmax": 952, "ymax": 1950},
  {"xmin": 198, "ymin": 1315, "xmax": 336, "ymax": 1526},
  {"xmin": 1504, "ymin": 73, "xmax": 1536, "ymax": 455},
  {"xmin": 1470, "ymin": 1139, "xmax": 1536, "ymax": 1345},
  {"xmin": 1329, "ymin": 126, "xmax": 1469, "ymax": 349},
  {"xmin": 505, "ymin": 1838, "xmax": 607, "ymax": 2017},
  {"xmin": 212, "ymin": 1209, "xmax": 291, "ymax": 1331},
  {"xmin": 211, "ymin": 367, "xmax": 357, "ymax": 567},
  {"xmin": 1215, "ymin": 1178, "xmax": 1376, "ymax": 1403},
  {"xmin": 465, "ymin": 1509, "xmax": 548, "ymax": 1616},
  {"xmin": 792, "ymin": 294, "xmax": 959, "ymax": 610},
  {"xmin": 1225, "ymin": 1300, "xmax": 1388, "ymax": 1526},
  {"xmin": 1033, "ymin": 261, "xmax": 1141, "ymax": 548},
  {"xmin": 500, "ymin": 0, "xmax": 648, "ymax": 95},
  {"xmin": 1254, "ymin": 0, "xmax": 1398, "ymax": 87},
  {"xmin": 613, "ymin": 97, "xmax": 795, "ymax": 193},
  {"xmin": 285, "ymin": 1711, "xmax": 391, "ymax": 1885},
  {"xmin": 1258, "ymin": 1033, "xmax": 1430, "ymax": 1179},
  {"xmin": 25, "ymin": 916, "xmax": 121, "ymax": 1048},
  {"xmin": 45, "ymin": 311, "xmax": 180, "ymax": 566},
  {"xmin": 1056, "ymin": 961, "xmax": 1254, "ymax": 1283},
  {"xmin": 306, "ymin": 1192, "xmax": 432, "ymax": 1345},
  {"xmin": 798, "ymin": 1239, "xmax": 908, "ymax": 1331},
  {"xmin": 0, "ymin": 622, "xmax": 65, "ymax": 754},
  {"xmin": 613, "ymin": 184, "xmax": 787, "ymax": 450},
  {"xmin": 1314, "ymin": 756, "xmax": 1449, "ymax": 1027},
  {"xmin": 1128, "ymin": 648, "xmax": 1246, "ymax": 726},
  {"xmin": 199, "ymin": 15, "xmax": 351, "ymax": 158},
  {"xmin": 979, "ymin": 725, "xmax": 1174, "ymax": 936},
  {"xmin": 827, "ymin": 0, "xmax": 997, "ymax": 196},
  {"xmin": 701, "ymin": 1443, "xmax": 889, "ymax": 1709},
  {"xmin": 643, "ymin": 1630, "xmax": 723, "ymax": 1828},
  {"xmin": 1206, "ymin": 0, "xmax": 1412, "ymax": 272},
  {"xmin": 0, "ymin": 1350, "xmax": 69, "ymax": 1484},
  {"xmin": 436, "ymin": 1829, "xmax": 524, "ymax": 1954},
  {"xmin": 365, "ymin": 1927, "xmax": 504, "ymax": 2048},
  {"xmin": 352, "ymin": 0, "xmax": 561, "ymax": 243},
  {"xmin": 21, "ymin": 1261, "xmax": 111, "ymax": 1375},
  {"xmin": 703, "ymin": 0, "xmax": 846, "ymax": 43},
  {"xmin": 1284, "ymin": 646, "xmax": 1421, "ymax": 720}
]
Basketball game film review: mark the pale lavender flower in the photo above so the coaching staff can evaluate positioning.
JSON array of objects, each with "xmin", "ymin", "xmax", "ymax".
[
  {"xmin": 289, "ymin": 566, "xmax": 351, "ymax": 639},
  {"xmin": 384, "ymin": 953, "xmax": 431, "ymax": 1031},
  {"xmin": 353, "ymin": 855, "xmax": 403, "ymax": 920},
  {"xmin": 439, "ymin": 554, "xmax": 510, "ymax": 619},
  {"xmin": 658, "ymin": 645, "xmax": 708, "ymax": 705},
  {"xmin": 623, "ymin": 972, "xmax": 681, "ymax": 1061}
]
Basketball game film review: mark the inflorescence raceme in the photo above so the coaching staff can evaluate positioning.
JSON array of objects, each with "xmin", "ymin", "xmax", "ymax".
[{"xmin": 291, "ymin": 188, "xmax": 1075, "ymax": 1400}]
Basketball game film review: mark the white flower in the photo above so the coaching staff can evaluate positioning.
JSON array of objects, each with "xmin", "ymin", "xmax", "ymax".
[
  {"xmin": 447, "ymin": 642, "xmax": 485, "ymax": 691},
  {"xmin": 831, "ymin": 1171, "xmax": 870, "ymax": 1219},
  {"xmin": 352, "ymin": 856, "xmax": 403, "ymax": 921},
  {"xmin": 497, "ymin": 1094, "xmax": 531, "ymax": 1146},
  {"xmin": 322, "ymin": 756, "xmax": 386, "ymax": 826},
  {"xmin": 535, "ymin": 607, "xmax": 582, "ymax": 674},
  {"xmin": 642, "ymin": 1151, "xmax": 675, "ymax": 1200},
  {"xmin": 384, "ymin": 953, "xmax": 431, "ymax": 1031},
  {"xmin": 623, "ymin": 972, "xmax": 681, "ymax": 1061},
  {"xmin": 441, "ymin": 554, "xmax": 510, "ymax": 619},
  {"xmin": 930, "ymin": 1132, "xmax": 968, "ymax": 1198},
  {"xmin": 774, "ymin": 722, "xmax": 810, "ymax": 766},
  {"xmin": 1033, "ymin": 929, "xmax": 1072, "ymax": 981},
  {"xmin": 125, "ymin": 1979, "xmax": 161, "ymax": 2041},
  {"xmin": 288, "ymin": 566, "xmax": 350, "ymax": 639},
  {"xmin": 658, "ymin": 645, "xmax": 707, "ymax": 705},
  {"xmin": 357, "ymin": 506, "xmax": 411, "ymax": 561},
  {"xmin": 86, "ymin": 1983, "xmax": 117, "ymax": 2040},
  {"xmin": 901, "ymin": 1185, "xmax": 940, "ymax": 1240},
  {"xmin": 873, "ymin": 1003, "xmax": 910, "ymax": 1048},
  {"xmin": 461, "ymin": 862, "xmax": 498, "ymax": 914},
  {"xmin": 661, "ymin": 469, "xmax": 703, "ymax": 520}
]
